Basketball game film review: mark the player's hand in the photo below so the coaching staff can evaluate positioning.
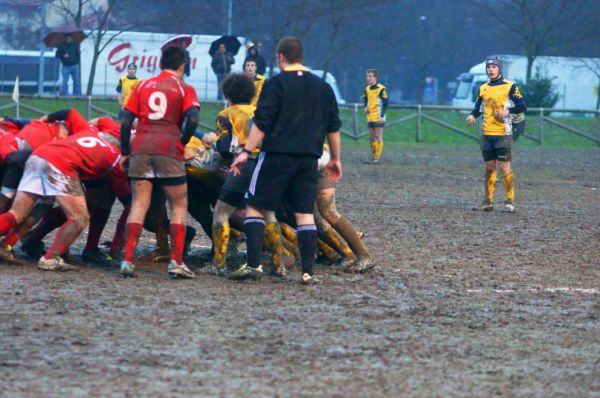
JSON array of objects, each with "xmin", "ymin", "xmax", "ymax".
[
  {"xmin": 39, "ymin": 115, "xmax": 48, "ymax": 122},
  {"xmin": 326, "ymin": 159, "xmax": 342, "ymax": 183},
  {"xmin": 119, "ymin": 155, "xmax": 129, "ymax": 171},
  {"xmin": 183, "ymin": 147, "xmax": 196, "ymax": 161},
  {"xmin": 378, "ymin": 117, "xmax": 384, "ymax": 124},
  {"xmin": 495, "ymin": 108, "xmax": 509, "ymax": 119},
  {"xmin": 363, "ymin": 107, "xmax": 369, "ymax": 115},
  {"xmin": 466, "ymin": 115, "xmax": 475, "ymax": 128},
  {"xmin": 230, "ymin": 151, "xmax": 249, "ymax": 176}
]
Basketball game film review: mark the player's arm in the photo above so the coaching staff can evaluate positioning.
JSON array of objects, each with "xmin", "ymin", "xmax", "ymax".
[
  {"xmin": 180, "ymin": 107, "xmax": 199, "ymax": 146},
  {"xmin": 325, "ymin": 85, "xmax": 343, "ymax": 182},
  {"xmin": 230, "ymin": 124, "xmax": 264, "ymax": 176},
  {"xmin": 509, "ymin": 84, "xmax": 527, "ymax": 114},
  {"xmin": 46, "ymin": 108, "xmax": 88, "ymax": 134},
  {"xmin": 119, "ymin": 110, "xmax": 136, "ymax": 156},
  {"xmin": 467, "ymin": 90, "xmax": 483, "ymax": 127},
  {"xmin": 363, "ymin": 90, "xmax": 368, "ymax": 113},
  {"xmin": 380, "ymin": 88, "xmax": 389, "ymax": 120},
  {"xmin": 116, "ymin": 79, "xmax": 124, "ymax": 106}
]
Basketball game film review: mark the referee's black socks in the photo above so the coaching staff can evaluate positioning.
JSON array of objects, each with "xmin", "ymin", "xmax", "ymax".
[
  {"xmin": 297, "ymin": 224, "xmax": 318, "ymax": 276},
  {"xmin": 244, "ymin": 217, "xmax": 265, "ymax": 268}
]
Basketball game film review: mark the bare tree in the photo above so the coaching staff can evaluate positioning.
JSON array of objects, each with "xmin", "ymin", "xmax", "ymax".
[{"xmin": 477, "ymin": 0, "xmax": 589, "ymax": 81}]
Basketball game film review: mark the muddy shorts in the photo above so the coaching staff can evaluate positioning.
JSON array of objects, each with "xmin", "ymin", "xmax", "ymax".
[
  {"xmin": 128, "ymin": 154, "xmax": 186, "ymax": 185},
  {"xmin": 18, "ymin": 155, "xmax": 84, "ymax": 197},
  {"xmin": 367, "ymin": 121, "xmax": 385, "ymax": 128},
  {"xmin": 219, "ymin": 157, "xmax": 256, "ymax": 207},
  {"xmin": 481, "ymin": 135, "xmax": 512, "ymax": 162}
]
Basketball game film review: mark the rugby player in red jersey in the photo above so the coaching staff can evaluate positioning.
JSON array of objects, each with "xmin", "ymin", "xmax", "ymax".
[
  {"xmin": 119, "ymin": 46, "xmax": 200, "ymax": 279},
  {"xmin": 0, "ymin": 130, "xmax": 122, "ymax": 270}
]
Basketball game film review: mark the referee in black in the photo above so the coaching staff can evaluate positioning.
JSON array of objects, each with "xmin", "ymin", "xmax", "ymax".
[{"xmin": 230, "ymin": 37, "xmax": 342, "ymax": 285}]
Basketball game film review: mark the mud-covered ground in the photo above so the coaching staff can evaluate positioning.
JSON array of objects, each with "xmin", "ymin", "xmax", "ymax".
[{"xmin": 1, "ymin": 144, "xmax": 599, "ymax": 397}]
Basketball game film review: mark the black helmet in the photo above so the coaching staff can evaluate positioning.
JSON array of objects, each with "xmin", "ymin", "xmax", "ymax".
[{"xmin": 485, "ymin": 56, "xmax": 503, "ymax": 71}]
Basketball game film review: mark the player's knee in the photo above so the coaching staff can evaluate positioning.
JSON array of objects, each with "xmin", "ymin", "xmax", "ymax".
[{"xmin": 75, "ymin": 212, "xmax": 90, "ymax": 231}]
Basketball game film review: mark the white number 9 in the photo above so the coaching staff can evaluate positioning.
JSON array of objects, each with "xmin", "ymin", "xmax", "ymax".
[
  {"xmin": 77, "ymin": 136, "xmax": 108, "ymax": 148},
  {"xmin": 148, "ymin": 91, "xmax": 167, "ymax": 120}
]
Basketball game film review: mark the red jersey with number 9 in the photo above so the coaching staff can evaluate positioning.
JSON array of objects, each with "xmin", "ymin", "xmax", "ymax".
[
  {"xmin": 34, "ymin": 131, "xmax": 121, "ymax": 181},
  {"xmin": 125, "ymin": 70, "xmax": 200, "ymax": 160}
]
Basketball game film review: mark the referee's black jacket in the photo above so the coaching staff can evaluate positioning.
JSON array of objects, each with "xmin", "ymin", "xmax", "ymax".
[{"xmin": 254, "ymin": 67, "xmax": 342, "ymax": 158}]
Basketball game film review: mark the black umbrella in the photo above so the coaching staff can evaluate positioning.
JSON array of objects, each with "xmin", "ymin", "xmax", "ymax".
[
  {"xmin": 208, "ymin": 36, "xmax": 242, "ymax": 56},
  {"xmin": 43, "ymin": 25, "xmax": 87, "ymax": 48}
]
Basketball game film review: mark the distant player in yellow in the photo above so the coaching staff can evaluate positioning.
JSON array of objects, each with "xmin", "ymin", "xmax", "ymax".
[
  {"xmin": 116, "ymin": 63, "xmax": 141, "ymax": 121},
  {"xmin": 363, "ymin": 69, "xmax": 388, "ymax": 163},
  {"xmin": 466, "ymin": 56, "xmax": 526, "ymax": 212},
  {"xmin": 244, "ymin": 59, "xmax": 266, "ymax": 107}
]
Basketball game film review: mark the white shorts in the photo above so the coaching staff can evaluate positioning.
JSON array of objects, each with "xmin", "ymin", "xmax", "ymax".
[{"xmin": 18, "ymin": 155, "xmax": 84, "ymax": 197}]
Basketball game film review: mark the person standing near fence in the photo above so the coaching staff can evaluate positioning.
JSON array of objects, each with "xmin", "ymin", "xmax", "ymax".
[
  {"xmin": 116, "ymin": 63, "xmax": 141, "ymax": 121},
  {"xmin": 363, "ymin": 69, "xmax": 388, "ymax": 163},
  {"xmin": 211, "ymin": 43, "xmax": 235, "ymax": 101},
  {"xmin": 466, "ymin": 56, "xmax": 526, "ymax": 212},
  {"xmin": 56, "ymin": 34, "xmax": 81, "ymax": 96},
  {"xmin": 230, "ymin": 37, "xmax": 342, "ymax": 285}
]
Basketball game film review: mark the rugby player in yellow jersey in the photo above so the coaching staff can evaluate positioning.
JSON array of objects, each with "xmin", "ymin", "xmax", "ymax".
[
  {"xmin": 363, "ymin": 69, "xmax": 388, "ymax": 163},
  {"xmin": 244, "ymin": 59, "xmax": 266, "ymax": 107},
  {"xmin": 116, "ymin": 63, "xmax": 141, "ymax": 121},
  {"xmin": 466, "ymin": 56, "xmax": 526, "ymax": 212}
]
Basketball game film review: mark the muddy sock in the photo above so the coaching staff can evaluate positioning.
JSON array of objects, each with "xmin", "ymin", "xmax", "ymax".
[
  {"xmin": 485, "ymin": 169, "xmax": 497, "ymax": 203},
  {"xmin": 244, "ymin": 217, "xmax": 265, "ymax": 268},
  {"xmin": 109, "ymin": 208, "xmax": 129, "ymax": 258},
  {"xmin": 281, "ymin": 235, "xmax": 299, "ymax": 258},
  {"xmin": 1, "ymin": 216, "xmax": 36, "ymax": 248},
  {"xmin": 0, "ymin": 212, "xmax": 17, "ymax": 235},
  {"xmin": 45, "ymin": 218, "xmax": 82, "ymax": 259},
  {"xmin": 319, "ymin": 223, "xmax": 355, "ymax": 259},
  {"xmin": 333, "ymin": 216, "xmax": 370, "ymax": 259},
  {"xmin": 212, "ymin": 223, "xmax": 230, "ymax": 268},
  {"xmin": 297, "ymin": 224, "xmax": 317, "ymax": 276},
  {"xmin": 124, "ymin": 222, "xmax": 143, "ymax": 263},
  {"xmin": 26, "ymin": 207, "xmax": 66, "ymax": 243},
  {"xmin": 317, "ymin": 238, "xmax": 340, "ymax": 262},
  {"xmin": 280, "ymin": 223, "xmax": 297, "ymax": 245},
  {"xmin": 169, "ymin": 224, "xmax": 185, "ymax": 265},
  {"xmin": 264, "ymin": 222, "xmax": 283, "ymax": 268},
  {"xmin": 370, "ymin": 141, "xmax": 377, "ymax": 159},
  {"xmin": 503, "ymin": 172, "xmax": 515, "ymax": 203}
]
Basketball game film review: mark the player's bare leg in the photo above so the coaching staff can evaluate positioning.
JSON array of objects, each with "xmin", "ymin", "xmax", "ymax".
[
  {"xmin": 121, "ymin": 179, "xmax": 152, "ymax": 276},
  {"xmin": 317, "ymin": 187, "xmax": 372, "ymax": 272},
  {"xmin": 38, "ymin": 195, "xmax": 89, "ymax": 271},
  {"xmin": 162, "ymin": 183, "xmax": 195, "ymax": 279},
  {"xmin": 498, "ymin": 160, "xmax": 515, "ymax": 212},
  {"xmin": 482, "ymin": 160, "xmax": 497, "ymax": 211}
]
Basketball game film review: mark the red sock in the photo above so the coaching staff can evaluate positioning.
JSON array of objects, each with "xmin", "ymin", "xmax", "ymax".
[
  {"xmin": 169, "ymin": 223, "xmax": 185, "ymax": 264},
  {"xmin": 2, "ymin": 228, "xmax": 21, "ymax": 247},
  {"xmin": 109, "ymin": 207, "xmax": 129, "ymax": 257},
  {"xmin": 45, "ymin": 218, "xmax": 76, "ymax": 259},
  {"xmin": 0, "ymin": 212, "xmax": 17, "ymax": 236},
  {"xmin": 124, "ymin": 222, "xmax": 143, "ymax": 263}
]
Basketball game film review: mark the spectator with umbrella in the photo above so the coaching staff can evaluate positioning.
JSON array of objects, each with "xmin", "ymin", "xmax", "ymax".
[
  {"xmin": 210, "ymin": 36, "xmax": 240, "ymax": 100},
  {"xmin": 52, "ymin": 31, "xmax": 83, "ymax": 96}
]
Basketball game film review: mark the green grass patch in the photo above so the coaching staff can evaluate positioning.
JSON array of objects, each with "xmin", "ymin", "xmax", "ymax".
[{"xmin": 1, "ymin": 97, "xmax": 597, "ymax": 148}]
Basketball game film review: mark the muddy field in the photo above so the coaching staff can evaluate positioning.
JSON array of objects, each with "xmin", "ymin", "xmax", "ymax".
[{"xmin": 1, "ymin": 144, "xmax": 599, "ymax": 397}]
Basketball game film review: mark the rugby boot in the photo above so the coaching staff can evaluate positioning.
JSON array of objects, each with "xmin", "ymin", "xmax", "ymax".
[
  {"xmin": 81, "ymin": 248, "xmax": 108, "ymax": 264},
  {"xmin": 20, "ymin": 239, "xmax": 46, "ymax": 260},
  {"xmin": 167, "ymin": 260, "xmax": 196, "ymax": 279},
  {"xmin": 205, "ymin": 263, "xmax": 228, "ymax": 277},
  {"xmin": 301, "ymin": 273, "xmax": 320, "ymax": 285},
  {"xmin": 120, "ymin": 260, "xmax": 136, "ymax": 277},
  {"xmin": 480, "ymin": 199, "xmax": 494, "ymax": 212},
  {"xmin": 503, "ymin": 200, "xmax": 515, "ymax": 213},
  {"xmin": 228, "ymin": 263, "xmax": 263, "ymax": 281},
  {"xmin": 38, "ymin": 256, "xmax": 77, "ymax": 272},
  {"xmin": 347, "ymin": 257, "xmax": 375, "ymax": 273},
  {"xmin": 0, "ymin": 245, "xmax": 15, "ymax": 263}
]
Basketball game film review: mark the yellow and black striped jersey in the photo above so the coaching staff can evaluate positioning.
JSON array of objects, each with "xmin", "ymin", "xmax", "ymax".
[
  {"xmin": 117, "ymin": 75, "xmax": 141, "ymax": 105},
  {"xmin": 471, "ymin": 78, "xmax": 526, "ymax": 136},
  {"xmin": 363, "ymin": 83, "xmax": 389, "ymax": 122},
  {"xmin": 215, "ymin": 104, "xmax": 259, "ymax": 156},
  {"xmin": 251, "ymin": 74, "xmax": 266, "ymax": 107}
]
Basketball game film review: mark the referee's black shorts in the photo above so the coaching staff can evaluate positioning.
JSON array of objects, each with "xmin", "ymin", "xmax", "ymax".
[{"xmin": 247, "ymin": 152, "xmax": 318, "ymax": 214}]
